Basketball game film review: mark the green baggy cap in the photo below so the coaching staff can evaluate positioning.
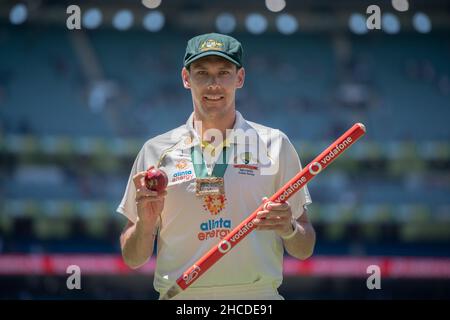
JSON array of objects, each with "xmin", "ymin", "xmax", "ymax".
[{"xmin": 184, "ymin": 33, "xmax": 243, "ymax": 68}]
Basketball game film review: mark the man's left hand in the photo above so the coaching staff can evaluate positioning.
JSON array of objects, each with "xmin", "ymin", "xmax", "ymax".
[{"xmin": 253, "ymin": 197, "xmax": 294, "ymax": 238}]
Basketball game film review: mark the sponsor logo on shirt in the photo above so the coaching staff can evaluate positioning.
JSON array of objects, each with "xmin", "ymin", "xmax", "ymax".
[
  {"xmin": 171, "ymin": 169, "xmax": 194, "ymax": 183},
  {"xmin": 198, "ymin": 218, "xmax": 232, "ymax": 241},
  {"xmin": 175, "ymin": 159, "xmax": 188, "ymax": 170},
  {"xmin": 202, "ymin": 194, "xmax": 227, "ymax": 215}
]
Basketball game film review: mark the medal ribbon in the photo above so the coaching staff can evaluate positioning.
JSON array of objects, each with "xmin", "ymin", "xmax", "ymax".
[{"xmin": 191, "ymin": 143, "xmax": 231, "ymax": 178}]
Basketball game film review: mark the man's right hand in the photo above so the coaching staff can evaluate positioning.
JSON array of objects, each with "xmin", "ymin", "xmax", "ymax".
[
  {"xmin": 121, "ymin": 170, "xmax": 167, "ymax": 269},
  {"xmin": 133, "ymin": 170, "xmax": 167, "ymax": 226}
]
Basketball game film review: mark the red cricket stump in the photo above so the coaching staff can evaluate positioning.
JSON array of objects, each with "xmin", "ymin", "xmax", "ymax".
[{"xmin": 160, "ymin": 123, "xmax": 367, "ymax": 300}]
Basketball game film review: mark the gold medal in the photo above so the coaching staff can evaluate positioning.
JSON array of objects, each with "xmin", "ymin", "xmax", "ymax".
[{"xmin": 195, "ymin": 177, "xmax": 225, "ymax": 197}]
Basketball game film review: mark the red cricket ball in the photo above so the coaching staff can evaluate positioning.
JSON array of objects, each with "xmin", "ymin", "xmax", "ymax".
[{"xmin": 144, "ymin": 167, "xmax": 168, "ymax": 192}]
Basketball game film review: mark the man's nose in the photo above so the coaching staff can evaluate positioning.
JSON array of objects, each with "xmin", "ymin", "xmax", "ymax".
[{"xmin": 207, "ymin": 76, "xmax": 221, "ymax": 89}]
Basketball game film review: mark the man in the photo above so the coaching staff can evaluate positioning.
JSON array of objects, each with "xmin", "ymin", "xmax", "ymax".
[{"xmin": 117, "ymin": 33, "xmax": 315, "ymax": 300}]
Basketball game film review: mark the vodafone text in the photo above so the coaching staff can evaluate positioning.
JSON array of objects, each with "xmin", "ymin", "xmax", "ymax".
[
  {"xmin": 321, "ymin": 137, "xmax": 352, "ymax": 165},
  {"xmin": 218, "ymin": 220, "xmax": 254, "ymax": 253}
]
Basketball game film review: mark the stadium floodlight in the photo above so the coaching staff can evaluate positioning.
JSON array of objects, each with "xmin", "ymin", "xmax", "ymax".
[
  {"xmin": 382, "ymin": 13, "xmax": 400, "ymax": 34},
  {"xmin": 9, "ymin": 3, "xmax": 28, "ymax": 25},
  {"xmin": 392, "ymin": 0, "xmax": 409, "ymax": 12},
  {"xmin": 113, "ymin": 10, "xmax": 134, "ymax": 31},
  {"xmin": 245, "ymin": 13, "xmax": 268, "ymax": 35},
  {"xmin": 265, "ymin": 0, "xmax": 286, "ymax": 13},
  {"xmin": 143, "ymin": 11, "xmax": 165, "ymax": 32},
  {"xmin": 348, "ymin": 13, "xmax": 368, "ymax": 35},
  {"xmin": 82, "ymin": 8, "xmax": 103, "ymax": 30},
  {"xmin": 276, "ymin": 14, "xmax": 298, "ymax": 35},
  {"xmin": 413, "ymin": 12, "xmax": 432, "ymax": 34},
  {"xmin": 142, "ymin": 0, "xmax": 162, "ymax": 9},
  {"xmin": 215, "ymin": 13, "xmax": 236, "ymax": 34}
]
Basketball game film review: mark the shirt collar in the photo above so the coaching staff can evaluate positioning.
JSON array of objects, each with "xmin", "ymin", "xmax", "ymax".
[{"xmin": 182, "ymin": 110, "xmax": 248, "ymax": 149}]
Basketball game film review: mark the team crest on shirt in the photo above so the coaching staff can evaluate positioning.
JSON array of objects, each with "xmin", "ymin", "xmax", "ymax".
[
  {"xmin": 241, "ymin": 152, "xmax": 252, "ymax": 164},
  {"xmin": 202, "ymin": 194, "xmax": 227, "ymax": 215},
  {"xmin": 233, "ymin": 152, "xmax": 259, "ymax": 176}
]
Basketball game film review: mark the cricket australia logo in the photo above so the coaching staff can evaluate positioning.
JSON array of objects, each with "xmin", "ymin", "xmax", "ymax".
[
  {"xmin": 233, "ymin": 152, "xmax": 258, "ymax": 175},
  {"xmin": 200, "ymin": 39, "xmax": 224, "ymax": 52},
  {"xmin": 240, "ymin": 152, "xmax": 252, "ymax": 164}
]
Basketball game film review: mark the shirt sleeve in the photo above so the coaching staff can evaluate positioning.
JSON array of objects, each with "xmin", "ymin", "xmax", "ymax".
[
  {"xmin": 116, "ymin": 147, "xmax": 145, "ymax": 224},
  {"xmin": 276, "ymin": 134, "xmax": 312, "ymax": 220}
]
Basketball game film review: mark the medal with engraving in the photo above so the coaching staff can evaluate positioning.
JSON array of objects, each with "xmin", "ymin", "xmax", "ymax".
[
  {"xmin": 195, "ymin": 177, "xmax": 225, "ymax": 196},
  {"xmin": 191, "ymin": 144, "xmax": 230, "ymax": 197}
]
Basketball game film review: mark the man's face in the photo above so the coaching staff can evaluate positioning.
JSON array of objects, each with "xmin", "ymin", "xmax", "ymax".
[{"xmin": 182, "ymin": 56, "xmax": 245, "ymax": 119}]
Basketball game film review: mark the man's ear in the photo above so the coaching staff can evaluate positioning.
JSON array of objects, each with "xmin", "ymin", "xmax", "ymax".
[
  {"xmin": 236, "ymin": 67, "xmax": 245, "ymax": 89},
  {"xmin": 181, "ymin": 67, "xmax": 191, "ymax": 89}
]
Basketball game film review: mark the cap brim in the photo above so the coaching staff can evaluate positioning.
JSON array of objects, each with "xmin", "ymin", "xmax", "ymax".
[{"xmin": 185, "ymin": 51, "xmax": 241, "ymax": 68}]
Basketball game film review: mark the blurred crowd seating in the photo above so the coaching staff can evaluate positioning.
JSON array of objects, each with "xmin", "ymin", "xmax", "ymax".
[{"xmin": 0, "ymin": 27, "xmax": 449, "ymax": 256}]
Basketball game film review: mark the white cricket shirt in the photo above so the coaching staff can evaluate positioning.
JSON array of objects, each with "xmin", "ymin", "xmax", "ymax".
[{"xmin": 117, "ymin": 111, "xmax": 312, "ymax": 296}]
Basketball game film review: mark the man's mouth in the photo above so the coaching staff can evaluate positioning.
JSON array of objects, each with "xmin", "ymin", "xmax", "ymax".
[{"xmin": 203, "ymin": 95, "xmax": 224, "ymax": 101}]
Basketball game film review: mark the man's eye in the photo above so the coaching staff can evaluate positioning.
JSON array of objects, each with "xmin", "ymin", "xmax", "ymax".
[
  {"xmin": 197, "ymin": 71, "xmax": 207, "ymax": 75},
  {"xmin": 220, "ymin": 71, "xmax": 230, "ymax": 75}
]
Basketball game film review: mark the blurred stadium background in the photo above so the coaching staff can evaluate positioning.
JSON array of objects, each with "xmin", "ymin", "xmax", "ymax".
[{"xmin": 0, "ymin": 0, "xmax": 449, "ymax": 299}]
